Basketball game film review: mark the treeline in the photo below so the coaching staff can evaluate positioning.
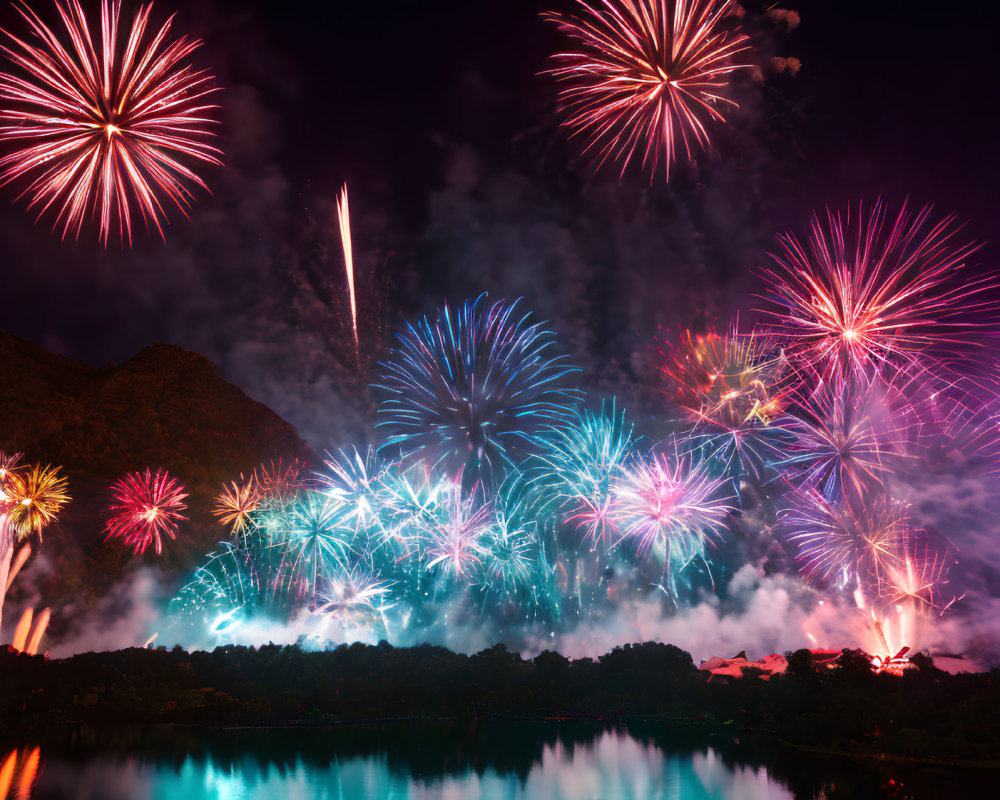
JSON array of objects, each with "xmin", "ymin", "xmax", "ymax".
[{"xmin": 1, "ymin": 641, "xmax": 998, "ymax": 763}]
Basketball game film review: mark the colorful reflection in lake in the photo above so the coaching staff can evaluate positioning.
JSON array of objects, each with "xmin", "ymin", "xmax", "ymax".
[
  {"xmin": 8, "ymin": 728, "xmax": 791, "ymax": 800},
  {"xmin": 3, "ymin": 723, "xmax": 996, "ymax": 800}
]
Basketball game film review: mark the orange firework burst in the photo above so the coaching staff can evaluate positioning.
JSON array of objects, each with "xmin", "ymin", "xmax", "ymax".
[
  {"xmin": 4, "ymin": 463, "xmax": 70, "ymax": 539},
  {"xmin": 546, "ymin": 0, "xmax": 751, "ymax": 179},
  {"xmin": 254, "ymin": 459, "xmax": 307, "ymax": 504},
  {"xmin": 105, "ymin": 467, "xmax": 187, "ymax": 555},
  {"xmin": 661, "ymin": 328, "xmax": 786, "ymax": 427},
  {"xmin": 0, "ymin": 0, "xmax": 221, "ymax": 244},
  {"xmin": 213, "ymin": 475, "xmax": 261, "ymax": 537}
]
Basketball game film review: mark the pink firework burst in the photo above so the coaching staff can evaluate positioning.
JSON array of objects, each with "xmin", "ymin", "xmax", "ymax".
[
  {"xmin": 760, "ymin": 200, "xmax": 992, "ymax": 381},
  {"xmin": 105, "ymin": 468, "xmax": 187, "ymax": 555},
  {"xmin": 545, "ymin": 0, "xmax": 751, "ymax": 179},
  {"xmin": 0, "ymin": 0, "xmax": 221, "ymax": 245},
  {"xmin": 610, "ymin": 441, "xmax": 734, "ymax": 594}
]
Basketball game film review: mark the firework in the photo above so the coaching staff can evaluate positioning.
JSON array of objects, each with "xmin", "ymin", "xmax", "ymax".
[
  {"xmin": 318, "ymin": 446, "xmax": 390, "ymax": 537},
  {"xmin": 275, "ymin": 491, "xmax": 351, "ymax": 607},
  {"xmin": 421, "ymin": 480, "xmax": 493, "ymax": 580},
  {"xmin": 4, "ymin": 462, "xmax": 70, "ymax": 538},
  {"xmin": 171, "ymin": 541, "xmax": 262, "ymax": 618},
  {"xmin": 337, "ymin": 183, "xmax": 360, "ymax": 363},
  {"xmin": 104, "ymin": 468, "xmax": 187, "ymax": 555},
  {"xmin": 545, "ymin": 0, "xmax": 751, "ymax": 179},
  {"xmin": 760, "ymin": 200, "xmax": 991, "ymax": 381},
  {"xmin": 478, "ymin": 510, "xmax": 539, "ymax": 594},
  {"xmin": 661, "ymin": 328, "xmax": 788, "ymax": 475},
  {"xmin": 376, "ymin": 295, "xmax": 579, "ymax": 487},
  {"xmin": 0, "ymin": 0, "xmax": 221, "ymax": 244},
  {"xmin": 318, "ymin": 563, "xmax": 393, "ymax": 621},
  {"xmin": 780, "ymin": 489, "xmax": 912, "ymax": 592},
  {"xmin": 610, "ymin": 442, "xmax": 734, "ymax": 594},
  {"xmin": 213, "ymin": 475, "xmax": 261, "ymax": 538},
  {"xmin": 777, "ymin": 373, "xmax": 917, "ymax": 502},
  {"xmin": 536, "ymin": 402, "xmax": 638, "ymax": 550},
  {"xmin": 254, "ymin": 458, "xmax": 308, "ymax": 503},
  {"xmin": 0, "ymin": 449, "xmax": 22, "ymax": 488}
]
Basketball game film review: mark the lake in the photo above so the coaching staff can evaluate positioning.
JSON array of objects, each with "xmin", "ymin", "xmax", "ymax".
[{"xmin": 0, "ymin": 722, "xmax": 992, "ymax": 799}]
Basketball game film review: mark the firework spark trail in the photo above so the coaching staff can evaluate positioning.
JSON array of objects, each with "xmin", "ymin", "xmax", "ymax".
[
  {"xmin": 104, "ymin": 468, "xmax": 187, "ymax": 556},
  {"xmin": 545, "ymin": 0, "xmax": 751, "ymax": 179},
  {"xmin": 0, "ymin": 0, "xmax": 221, "ymax": 244},
  {"xmin": 376, "ymin": 295, "xmax": 580, "ymax": 487},
  {"xmin": 337, "ymin": 183, "xmax": 360, "ymax": 365},
  {"xmin": 760, "ymin": 200, "xmax": 993, "ymax": 382}
]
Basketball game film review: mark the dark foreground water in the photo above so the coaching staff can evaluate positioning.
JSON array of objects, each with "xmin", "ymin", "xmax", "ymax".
[{"xmin": 0, "ymin": 722, "xmax": 994, "ymax": 800}]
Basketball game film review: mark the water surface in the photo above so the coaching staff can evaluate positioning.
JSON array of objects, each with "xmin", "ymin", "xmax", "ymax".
[{"xmin": 1, "ymin": 722, "xmax": 993, "ymax": 799}]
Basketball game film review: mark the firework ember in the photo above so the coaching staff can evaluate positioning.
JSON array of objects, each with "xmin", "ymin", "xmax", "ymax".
[
  {"xmin": 104, "ymin": 468, "xmax": 187, "ymax": 555},
  {"xmin": 546, "ymin": 0, "xmax": 751, "ymax": 179},
  {"xmin": 0, "ymin": 0, "xmax": 221, "ymax": 244}
]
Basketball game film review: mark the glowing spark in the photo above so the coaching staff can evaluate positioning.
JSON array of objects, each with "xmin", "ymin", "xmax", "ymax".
[{"xmin": 337, "ymin": 183, "xmax": 360, "ymax": 365}]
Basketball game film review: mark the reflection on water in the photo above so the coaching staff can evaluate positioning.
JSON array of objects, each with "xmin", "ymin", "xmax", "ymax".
[
  {"xmin": 12, "ymin": 729, "xmax": 792, "ymax": 800},
  {"xmin": 1, "ymin": 722, "xmax": 996, "ymax": 800}
]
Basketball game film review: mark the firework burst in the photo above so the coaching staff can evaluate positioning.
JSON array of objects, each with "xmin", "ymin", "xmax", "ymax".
[
  {"xmin": 661, "ymin": 328, "xmax": 788, "ymax": 475},
  {"xmin": 760, "ymin": 200, "xmax": 991, "ymax": 381},
  {"xmin": 318, "ymin": 563, "xmax": 393, "ymax": 620},
  {"xmin": 275, "ymin": 491, "xmax": 351, "ymax": 607},
  {"xmin": 537, "ymin": 402, "xmax": 638, "ymax": 550},
  {"xmin": 478, "ymin": 511, "xmax": 539, "ymax": 594},
  {"xmin": 376, "ymin": 295, "xmax": 579, "ymax": 487},
  {"xmin": 0, "ymin": 0, "xmax": 221, "ymax": 244},
  {"xmin": 777, "ymin": 373, "xmax": 918, "ymax": 502},
  {"xmin": 780, "ymin": 489, "xmax": 912, "ymax": 591},
  {"xmin": 546, "ymin": 0, "xmax": 751, "ymax": 179},
  {"xmin": 4, "ymin": 462, "xmax": 70, "ymax": 539},
  {"xmin": 213, "ymin": 476, "xmax": 261, "ymax": 539},
  {"xmin": 254, "ymin": 459, "xmax": 307, "ymax": 504},
  {"xmin": 421, "ymin": 480, "xmax": 493, "ymax": 580},
  {"xmin": 104, "ymin": 468, "xmax": 187, "ymax": 555},
  {"xmin": 318, "ymin": 446, "xmax": 391, "ymax": 536},
  {"xmin": 611, "ymin": 442, "xmax": 734, "ymax": 594}
]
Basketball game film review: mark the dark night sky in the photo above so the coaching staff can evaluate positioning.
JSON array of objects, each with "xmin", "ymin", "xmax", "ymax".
[{"xmin": 1, "ymin": 0, "xmax": 997, "ymax": 447}]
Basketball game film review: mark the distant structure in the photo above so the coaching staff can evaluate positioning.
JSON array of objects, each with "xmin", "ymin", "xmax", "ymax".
[{"xmin": 698, "ymin": 649, "xmax": 842, "ymax": 681}]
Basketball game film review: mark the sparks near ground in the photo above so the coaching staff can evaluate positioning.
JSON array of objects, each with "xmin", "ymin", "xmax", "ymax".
[{"xmin": 0, "ymin": 0, "xmax": 221, "ymax": 244}]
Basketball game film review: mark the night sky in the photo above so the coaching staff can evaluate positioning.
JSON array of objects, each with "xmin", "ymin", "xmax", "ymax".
[{"xmin": 1, "ymin": 0, "xmax": 997, "ymax": 448}]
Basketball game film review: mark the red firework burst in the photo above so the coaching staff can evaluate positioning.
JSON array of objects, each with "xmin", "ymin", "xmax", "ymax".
[
  {"xmin": 545, "ymin": 0, "xmax": 751, "ymax": 179},
  {"xmin": 760, "ymin": 201, "xmax": 992, "ymax": 381},
  {"xmin": 0, "ymin": 0, "xmax": 221, "ymax": 245},
  {"xmin": 105, "ymin": 468, "xmax": 187, "ymax": 555}
]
